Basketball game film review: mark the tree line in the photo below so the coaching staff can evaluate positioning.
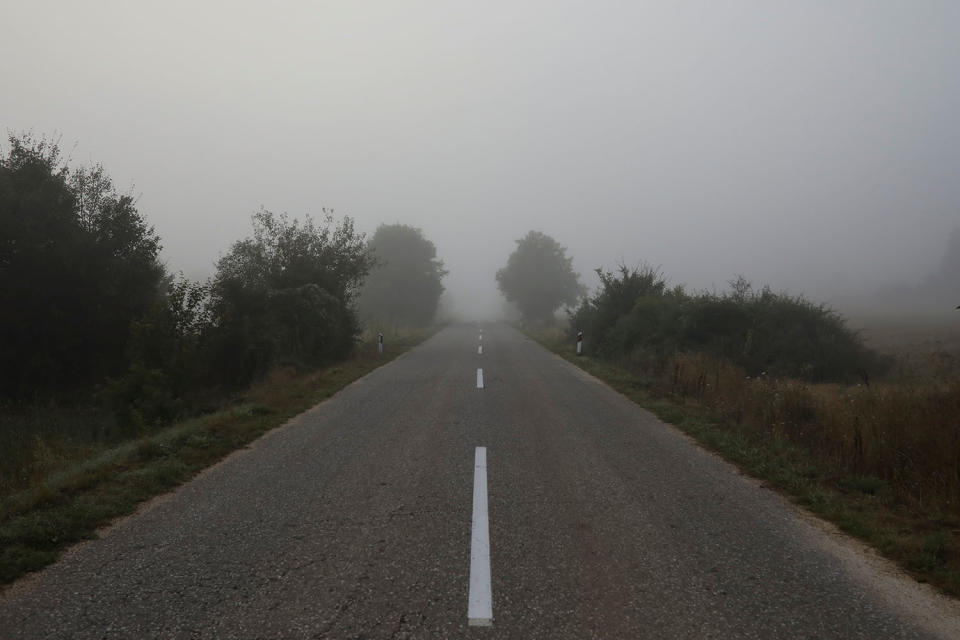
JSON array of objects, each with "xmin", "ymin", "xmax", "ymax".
[
  {"xmin": 1, "ymin": 135, "xmax": 445, "ymax": 429},
  {"xmin": 495, "ymin": 230, "xmax": 887, "ymax": 383}
]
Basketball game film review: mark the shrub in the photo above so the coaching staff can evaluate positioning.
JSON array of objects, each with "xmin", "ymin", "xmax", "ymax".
[
  {"xmin": 572, "ymin": 268, "xmax": 888, "ymax": 383},
  {"xmin": 0, "ymin": 135, "xmax": 164, "ymax": 398},
  {"xmin": 209, "ymin": 209, "xmax": 372, "ymax": 386}
]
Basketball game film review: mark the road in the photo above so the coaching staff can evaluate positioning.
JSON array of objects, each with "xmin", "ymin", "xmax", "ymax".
[{"xmin": 1, "ymin": 323, "xmax": 957, "ymax": 639}]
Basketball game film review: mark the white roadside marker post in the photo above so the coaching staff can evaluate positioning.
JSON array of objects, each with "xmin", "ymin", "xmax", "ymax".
[
  {"xmin": 577, "ymin": 329, "xmax": 583, "ymax": 355},
  {"xmin": 378, "ymin": 332, "xmax": 383, "ymax": 355}
]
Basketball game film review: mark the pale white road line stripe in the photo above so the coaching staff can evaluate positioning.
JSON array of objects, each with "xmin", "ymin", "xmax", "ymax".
[
  {"xmin": 468, "ymin": 447, "xmax": 493, "ymax": 627},
  {"xmin": 479, "ymin": 334, "xmax": 483, "ymax": 341},
  {"xmin": 476, "ymin": 368, "xmax": 484, "ymax": 389},
  {"xmin": 478, "ymin": 345, "xmax": 483, "ymax": 355}
]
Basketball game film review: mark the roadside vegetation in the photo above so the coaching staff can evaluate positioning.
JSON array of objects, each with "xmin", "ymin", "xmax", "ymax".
[
  {"xmin": 0, "ymin": 133, "xmax": 446, "ymax": 585},
  {"xmin": 537, "ymin": 263, "xmax": 960, "ymax": 595},
  {"xmin": 0, "ymin": 331, "xmax": 430, "ymax": 585}
]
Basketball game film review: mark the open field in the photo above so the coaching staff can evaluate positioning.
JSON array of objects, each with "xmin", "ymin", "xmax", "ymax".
[{"xmin": 854, "ymin": 319, "xmax": 960, "ymax": 378}]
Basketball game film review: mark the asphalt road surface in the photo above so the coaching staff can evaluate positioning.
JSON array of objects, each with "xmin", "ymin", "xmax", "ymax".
[{"xmin": 1, "ymin": 323, "xmax": 957, "ymax": 639}]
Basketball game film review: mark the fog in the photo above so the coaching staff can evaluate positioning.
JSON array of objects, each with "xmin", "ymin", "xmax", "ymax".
[{"xmin": 4, "ymin": 1, "xmax": 958, "ymax": 321}]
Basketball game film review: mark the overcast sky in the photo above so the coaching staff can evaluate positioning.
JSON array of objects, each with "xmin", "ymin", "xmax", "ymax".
[{"xmin": 3, "ymin": 1, "xmax": 958, "ymax": 318}]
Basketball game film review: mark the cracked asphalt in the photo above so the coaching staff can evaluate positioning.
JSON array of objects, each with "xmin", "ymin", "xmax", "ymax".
[{"xmin": 0, "ymin": 323, "xmax": 955, "ymax": 638}]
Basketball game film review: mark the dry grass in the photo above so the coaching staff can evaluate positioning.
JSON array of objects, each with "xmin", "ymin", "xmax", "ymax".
[{"xmin": 663, "ymin": 352, "xmax": 960, "ymax": 513}]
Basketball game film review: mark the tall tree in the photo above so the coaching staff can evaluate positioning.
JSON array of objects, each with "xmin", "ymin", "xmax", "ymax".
[
  {"xmin": 358, "ymin": 224, "xmax": 447, "ymax": 326},
  {"xmin": 0, "ymin": 135, "xmax": 164, "ymax": 397},
  {"xmin": 496, "ymin": 231, "xmax": 584, "ymax": 325}
]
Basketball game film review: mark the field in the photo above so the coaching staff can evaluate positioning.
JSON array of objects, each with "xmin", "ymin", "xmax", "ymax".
[{"xmin": 855, "ymin": 318, "xmax": 960, "ymax": 378}]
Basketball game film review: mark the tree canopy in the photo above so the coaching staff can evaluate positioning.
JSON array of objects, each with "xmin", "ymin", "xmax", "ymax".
[
  {"xmin": 358, "ymin": 224, "xmax": 447, "ymax": 326},
  {"xmin": 495, "ymin": 231, "xmax": 584, "ymax": 324},
  {"xmin": 0, "ymin": 135, "xmax": 164, "ymax": 397},
  {"xmin": 208, "ymin": 208, "xmax": 373, "ymax": 385}
]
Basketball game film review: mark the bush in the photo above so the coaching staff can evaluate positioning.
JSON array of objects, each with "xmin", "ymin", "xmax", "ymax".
[
  {"xmin": 209, "ymin": 209, "xmax": 373, "ymax": 386},
  {"xmin": 105, "ymin": 276, "xmax": 212, "ymax": 428},
  {"xmin": 572, "ymin": 269, "xmax": 888, "ymax": 383}
]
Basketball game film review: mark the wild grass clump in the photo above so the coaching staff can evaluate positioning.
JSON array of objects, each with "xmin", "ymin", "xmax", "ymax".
[{"xmin": 569, "ymin": 266, "xmax": 889, "ymax": 383}]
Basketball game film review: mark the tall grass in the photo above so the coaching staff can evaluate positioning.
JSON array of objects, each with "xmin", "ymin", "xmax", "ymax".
[
  {"xmin": 0, "ymin": 400, "xmax": 119, "ymax": 495},
  {"xmin": 661, "ymin": 351, "xmax": 960, "ymax": 513}
]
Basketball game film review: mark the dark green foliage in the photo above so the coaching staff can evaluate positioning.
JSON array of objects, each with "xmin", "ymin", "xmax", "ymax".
[
  {"xmin": 209, "ymin": 208, "xmax": 373, "ymax": 385},
  {"xmin": 570, "ymin": 268, "xmax": 888, "ymax": 383},
  {"xmin": 358, "ymin": 224, "xmax": 447, "ymax": 326},
  {"xmin": 0, "ymin": 135, "xmax": 164, "ymax": 398},
  {"xmin": 106, "ymin": 276, "xmax": 213, "ymax": 428},
  {"xmin": 496, "ymin": 231, "xmax": 585, "ymax": 325},
  {"xmin": 569, "ymin": 264, "xmax": 670, "ymax": 355}
]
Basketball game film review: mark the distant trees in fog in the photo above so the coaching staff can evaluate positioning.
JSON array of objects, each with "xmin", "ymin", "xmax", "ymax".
[
  {"xmin": 358, "ymin": 224, "xmax": 447, "ymax": 328},
  {"xmin": 496, "ymin": 231, "xmax": 585, "ymax": 325}
]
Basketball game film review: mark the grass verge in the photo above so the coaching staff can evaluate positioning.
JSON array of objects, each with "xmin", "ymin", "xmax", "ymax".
[
  {"xmin": 533, "ymin": 331, "xmax": 960, "ymax": 597},
  {"xmin": 0, "ymin": 330, "xmax": 433, "ymax": 586}
]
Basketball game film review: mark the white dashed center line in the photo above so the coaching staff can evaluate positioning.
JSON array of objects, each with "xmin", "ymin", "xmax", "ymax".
[
  {"xmin": 468, "ymin": 447, "xmax": 493, "ymax": 626},
  {"xmin": 478, "ymin": 345, "xmax": 483, "ymax": 355},
  {"xmin": 476, "ymin": 368, "xmax": 484, "ymax": 389}
]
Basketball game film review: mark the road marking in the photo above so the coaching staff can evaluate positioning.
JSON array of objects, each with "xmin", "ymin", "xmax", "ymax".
[
  {"xmin": 468, "ymin": 447, "xmax": 493, "ymax": 627},
  {"xmin": 476, "ymin": 368, "xmax": 484, "ymax": 388},
  {"xmin": 479, "ymin": 334, "xmax": 482, "ymax": 341},
  {"xmin": 478, "ymin": 345, "xmax": 482, "ymax": 355}
]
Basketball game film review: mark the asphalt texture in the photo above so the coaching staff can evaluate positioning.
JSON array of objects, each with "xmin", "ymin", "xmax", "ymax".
[{"xmin": 0, "ymin": 323, "xmax": 951, "ymax": 639}]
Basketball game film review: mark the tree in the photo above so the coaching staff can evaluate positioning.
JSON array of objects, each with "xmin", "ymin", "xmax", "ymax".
[
  {"xmin": 496, "ymin": 231, "xmax": 584, "ymax": 324},
  {"xmin": 208, "ymin": 208, "xmax": 373, "ymax": 385},
  {"xmin": 0, "ymin": 134, "xmax": 164, "ymax": 397},
  {"xmin": 358, "ymin": 224, "xmax": 447, "ymax": 326}
]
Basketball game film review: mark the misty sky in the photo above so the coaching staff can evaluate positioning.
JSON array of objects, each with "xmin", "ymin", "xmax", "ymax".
[{"xmin": 3, "ymin": 1, "xmax": 958, "ymax": 318}]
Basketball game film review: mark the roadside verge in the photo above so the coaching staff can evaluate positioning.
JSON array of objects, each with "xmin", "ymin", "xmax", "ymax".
[
  {"xmin": 531, "ymin": 331, "xmax": 960, "ymax": 598},
  {"xmin": 0, "ymin": 329, "xmax": 435, "ymax": 587}
]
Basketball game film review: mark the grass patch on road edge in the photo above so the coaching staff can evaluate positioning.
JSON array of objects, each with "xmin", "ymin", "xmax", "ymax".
[
  {"xmin": 0, "ymin": 330, "xmax": 433, "ymax": 587},
  {"xmin": 533, "ymin": 332, "xmax": 960, "ymax": 597}
]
